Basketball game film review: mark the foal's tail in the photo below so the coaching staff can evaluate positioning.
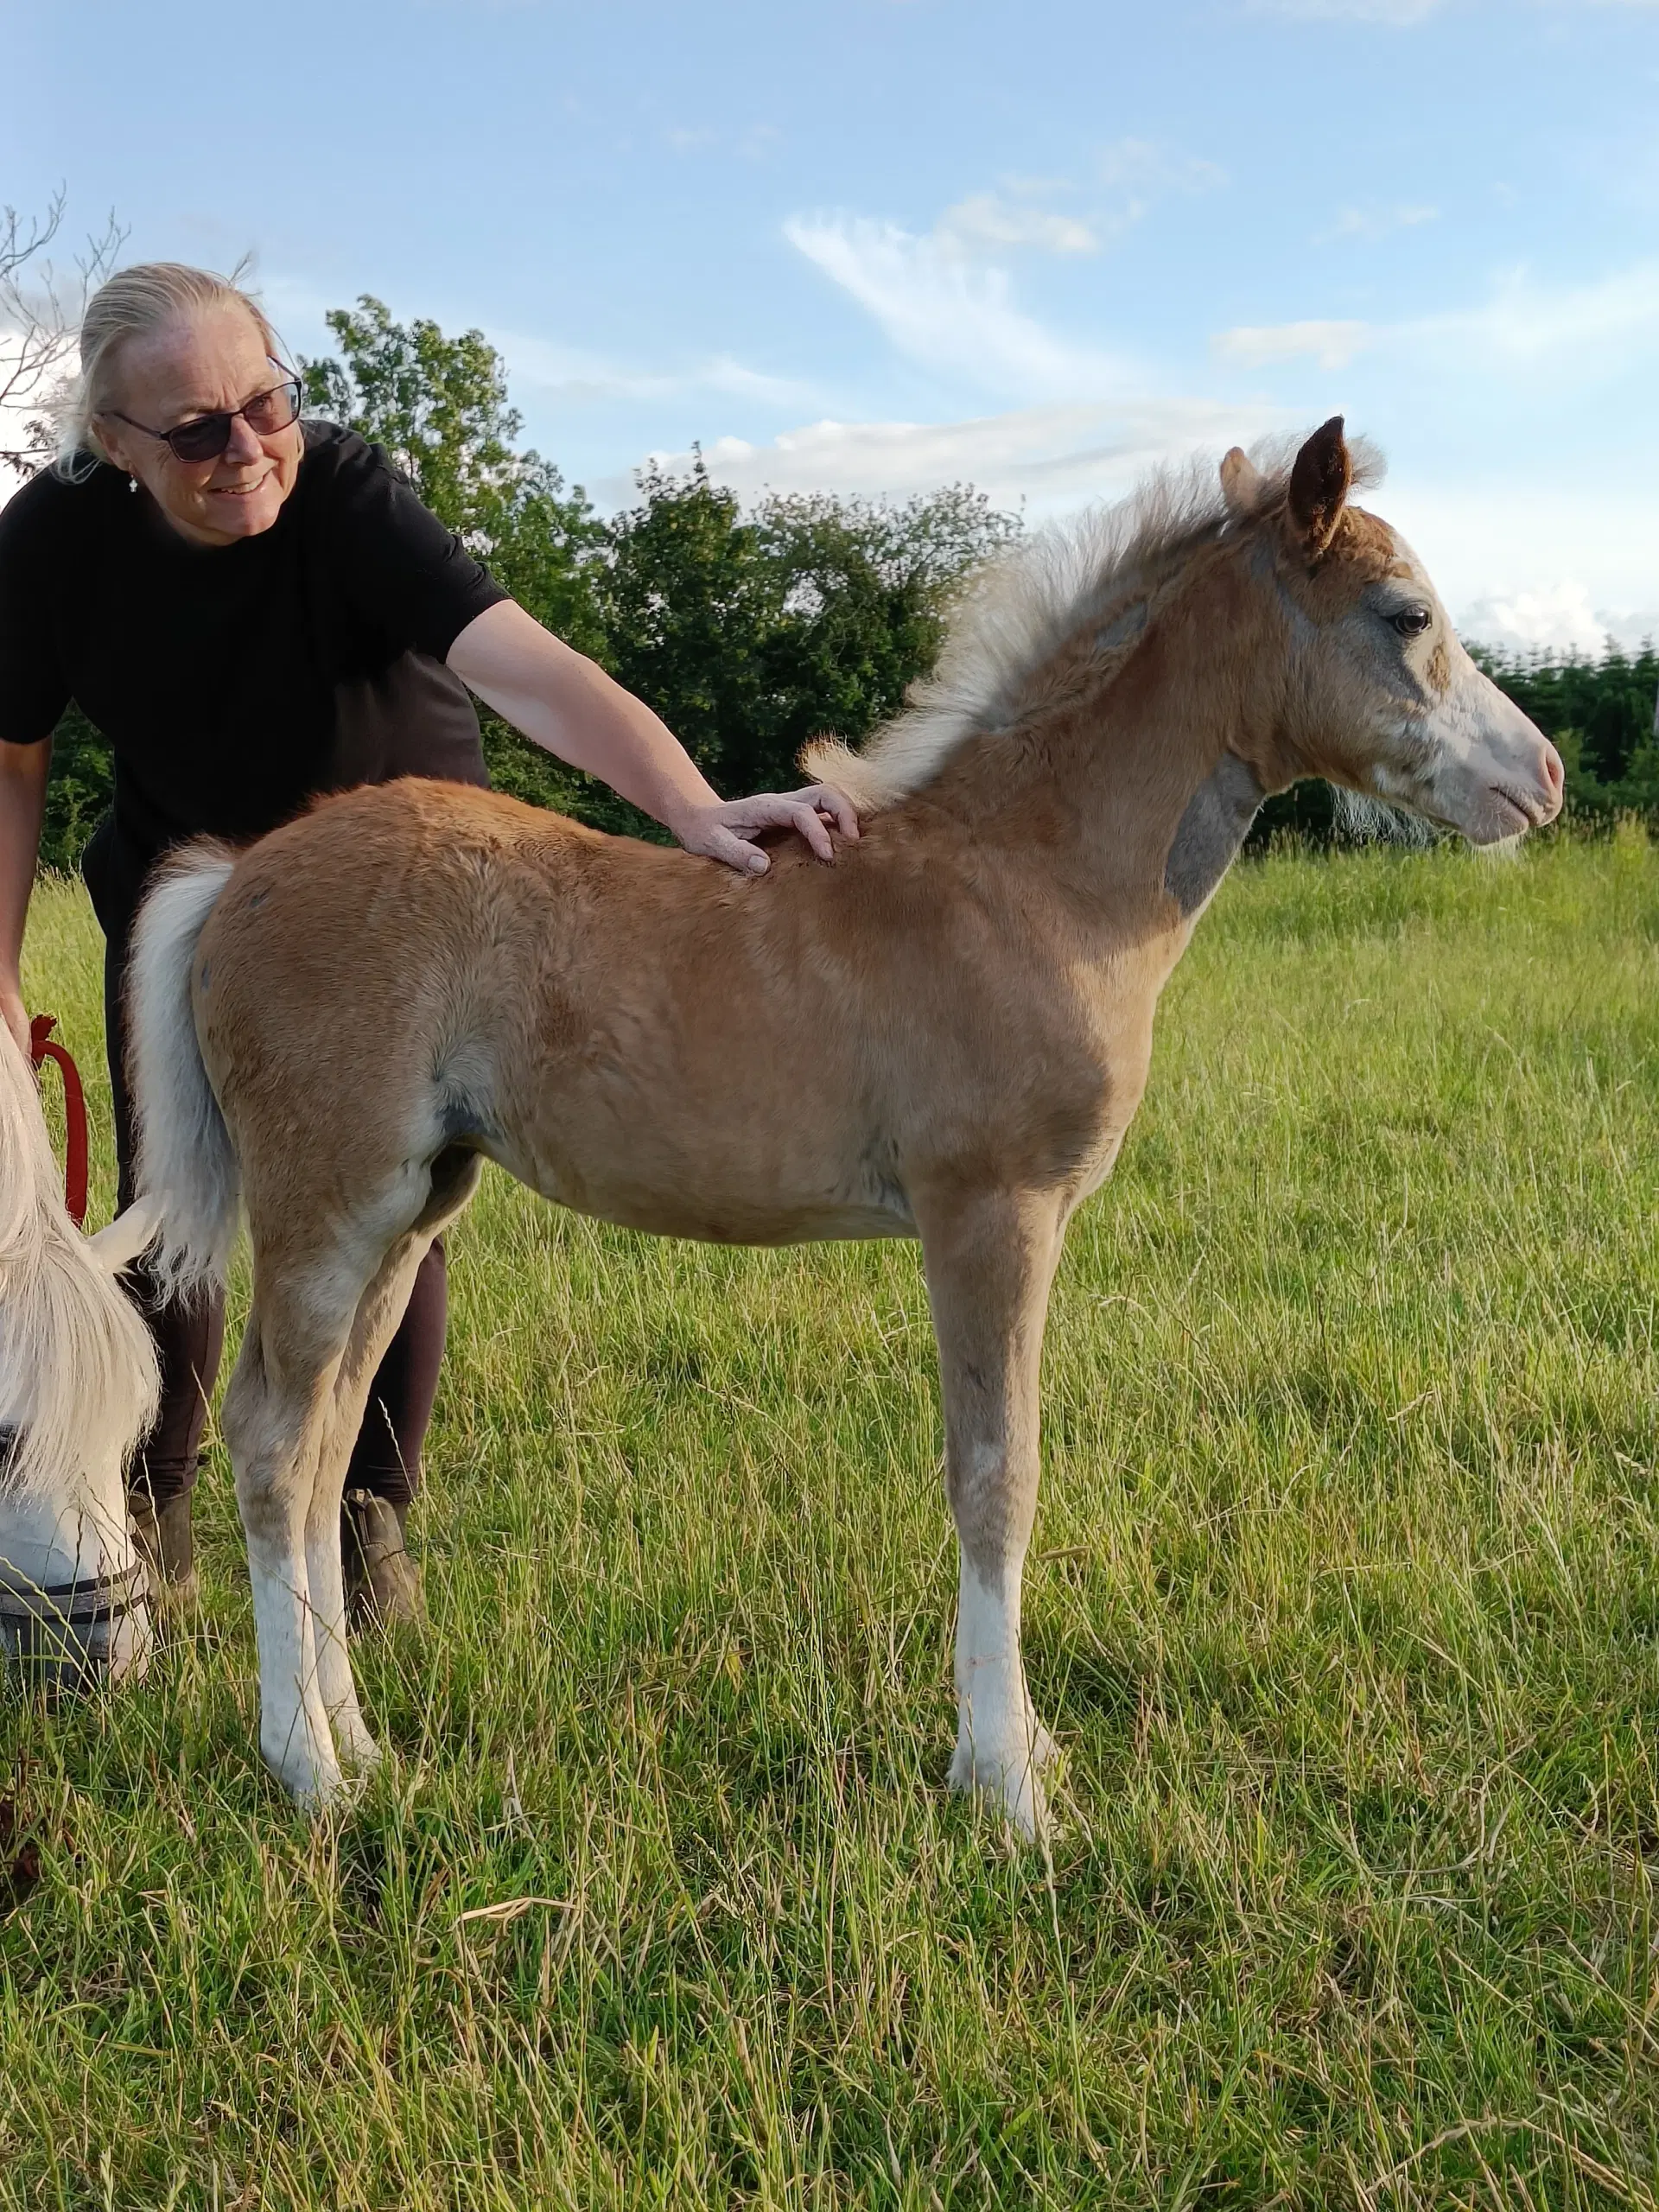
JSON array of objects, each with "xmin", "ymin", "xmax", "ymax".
[
  {"xmin": 0, "ymin": 1020, "xmax": 159, "ymax": 1501},
  {"xmin": 127, "ymin": 844, "xmax": 241, "ymax": 1300}
]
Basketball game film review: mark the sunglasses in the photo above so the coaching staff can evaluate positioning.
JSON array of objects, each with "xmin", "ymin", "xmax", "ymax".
[{"xmin": 110, "ymin": 372, "xmax": 303, "ymax": 465}]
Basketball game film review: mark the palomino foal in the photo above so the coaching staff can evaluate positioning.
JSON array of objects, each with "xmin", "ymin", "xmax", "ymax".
[{"xmin": 127, "ymin": 421, "xmax": 1561, "ymax": 1834}]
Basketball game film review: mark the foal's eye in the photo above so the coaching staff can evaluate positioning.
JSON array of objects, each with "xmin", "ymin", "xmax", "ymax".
[{"xmin": 1389, "ymin": 606, "xmax": 1433, "ymax": 638}]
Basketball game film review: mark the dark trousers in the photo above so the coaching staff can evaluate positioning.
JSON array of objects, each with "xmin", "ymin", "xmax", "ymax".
[{"xmin": 104, "ymin": 919, "xmax": 447, "ymax": 1513}]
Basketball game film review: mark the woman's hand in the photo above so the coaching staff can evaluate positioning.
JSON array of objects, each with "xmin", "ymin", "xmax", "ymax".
[
  {"xmin": 448, "ymin": 607, "xmax": 863, "ymax": 875},
  {"xmin": 671, "ymin": 785, "xmax": 861, "ymax": 875}
]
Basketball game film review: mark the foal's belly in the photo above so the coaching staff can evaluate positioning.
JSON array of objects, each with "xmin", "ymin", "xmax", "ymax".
[
  {"xmin": 487, "ymin": 1130, "xmax": 918, "ymax": 1249},
  {"xmin": 569, "ymin": 1190, "xmax": 916, "ymax": 1248}
]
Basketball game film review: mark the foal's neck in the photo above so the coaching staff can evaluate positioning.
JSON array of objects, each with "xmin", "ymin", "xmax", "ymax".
[{"xmin": 925, "ymin": 539, "xmax": 1289, "ymax": 918}]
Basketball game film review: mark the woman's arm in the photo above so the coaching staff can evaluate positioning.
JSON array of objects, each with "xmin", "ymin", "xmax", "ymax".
[
  {"xmin": 0, "ymin": 739, "xmax": 49, "ymax": 1055},
  {"xmin": 447, "ymin": 600, "xmax": 858, "ymax": 874}
]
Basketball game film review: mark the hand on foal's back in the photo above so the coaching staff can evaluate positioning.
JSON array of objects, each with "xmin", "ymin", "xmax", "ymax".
[{"xmin": 672, "ymin": 786, "xmax": 861, "ymax": 876}]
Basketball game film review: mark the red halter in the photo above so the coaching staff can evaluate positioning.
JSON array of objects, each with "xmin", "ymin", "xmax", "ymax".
[{"xmin": 29, "ymin": 1014, "xmax": 90, "ymax": 1229}]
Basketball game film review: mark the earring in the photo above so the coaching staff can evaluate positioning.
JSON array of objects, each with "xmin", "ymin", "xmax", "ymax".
[{"xmin": 128, "ymin": 475, "xmax": 138, "ymax": 494}]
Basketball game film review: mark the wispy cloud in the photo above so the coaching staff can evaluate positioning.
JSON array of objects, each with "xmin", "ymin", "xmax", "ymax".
[
  {"xmin": 1250, "ymin": 0, "xmax": 1659, "ymax": 18},
  {"xmin": 664, "ymin": 121, "xmax": 782, "ymax": 160},
  {"xmin": 1456, "ymin": 580, "xmax": 1658, "ymax": 655},
  {"xmin": 1096, "ymin": 138, "xmax": 1228, "ymax": 196},
  {"xmin": 256, "ymin": 272, "xmax": 812, "ymax": 416},
  {"xmin": 785, "ymin": 152, "xmax": 1225, "ymax": 401},
  {"xmin": 1249, "ymin": 0, "xmax": 1444, "ymax": 19},
  {"xmin": 783, "ymin": 213, "xmax": 1127, "ymax": 399},
  {"xmin": 934, "ymin": 193, "xmax": 1099, "ymax": 257},
  {"xmin": 1315, "ymin": 202, "xmax": 1439, "ymax": 244},
  {"xmin": 625, "ymin": 395, "xmax": 1287, "ymax": 516},
  {"xmin": 492, "ymin": 327, "xmax": 813, "ymax": 411},
  {"xmin": 1215, "ymin": 318, "xmax": 1370, "ymax": 369},
  {"xmin": 1378, "ymin": 468, "xmax": 1659, "ymax": 647},
  {"xmin": 1213, "ymin": 258, "xmax": 1659, "ymax": 378},
  {"xmin": 1434, "ymin": 257, "xmax": 1659, "ymax": 367}
]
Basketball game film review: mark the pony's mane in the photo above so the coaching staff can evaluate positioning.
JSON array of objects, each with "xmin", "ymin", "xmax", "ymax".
[{"xmin": 804, "ymin": 430, "xmax": 1384, "ymax": 810}]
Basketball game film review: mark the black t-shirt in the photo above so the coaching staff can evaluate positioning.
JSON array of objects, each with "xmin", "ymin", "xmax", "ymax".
[{"xmin": 0, "ymin": 421, "xmax": 507, "ymax": 918}]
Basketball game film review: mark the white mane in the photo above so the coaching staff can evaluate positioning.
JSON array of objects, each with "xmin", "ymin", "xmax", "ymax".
[
  {"xmin": 804, "ymin": 433, "xmax": 1384, "ymax": 811},
  {"xmin": 0, "ymin": 1020, "xmax": 158, "ymax": 1505}
]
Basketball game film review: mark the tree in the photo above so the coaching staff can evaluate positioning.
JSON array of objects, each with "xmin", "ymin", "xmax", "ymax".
[
  {"xmin": 37, "ymin": 706, "xmax": 113, "ymax": 872},
  {"xmin": 754, "ymin": 484, "xmax": 1020, "ymax": 779},
  {"xmin": 1471, "ymin": 639, "xmax": 1659, "ymax": 820},
  {"xmin": 1, "ymin": 190, "xmax": 124, "ymax": 480},
  {"xmin": 301, "ymin": 296, "xmax": 606, "ymax": 644},
  {"xmin": 601, "ymin": 457, "xmax": 1019, "ymax": 805},
  {"xmin": 598, "ymin": 457, "xmax": 783, "ymax": 803},
  {"xmin": 6, "ymin": 195, "xmax": 125, "ymax": 871},
  {"xmin": 302, "ymin": 295, "xmax": 612, "ymax": 813}
]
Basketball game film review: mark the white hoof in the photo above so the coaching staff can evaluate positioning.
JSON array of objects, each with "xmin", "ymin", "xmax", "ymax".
[
  {"xmin": 263, "ymin": 1732, "xmax": 348, "ymax": 1812},
  {"xmin": 948, "ymin": 1722, "xmax": 1056, "ymax": 1843},
  {"xmin": 333, "ymin": 1713, "xmax": 382, "ymax": 1776}
]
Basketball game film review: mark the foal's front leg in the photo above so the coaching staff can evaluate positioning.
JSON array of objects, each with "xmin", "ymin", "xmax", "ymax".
[{"xmin": 915, "ymin": 1185, "xmax": 1065, "ymax": 1842}]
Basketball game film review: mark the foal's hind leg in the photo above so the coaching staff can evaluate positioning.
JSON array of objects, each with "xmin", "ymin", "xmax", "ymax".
[
  {"xmin": 302, "ymin": 1230, "xmax": 438, "ymax": 1772},
  {"xmin": 301, "ymin": 1147, "xmax": 484, "ymax": 1782},
  {"xmin": 223, "ymin": 1259, "xmax": 370, "ymax": 1807},
  {"xmin": 914, "ymin": 1184, "xmax": 1066, "ymax": 1842}
]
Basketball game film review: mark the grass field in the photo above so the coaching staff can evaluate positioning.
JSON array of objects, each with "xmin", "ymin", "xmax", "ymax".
[{"xmin": 5, "ymin": 831, "xmax": 1659, "ymax": 2209}]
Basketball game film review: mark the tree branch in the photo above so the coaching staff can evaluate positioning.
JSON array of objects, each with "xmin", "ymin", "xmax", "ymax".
[{"xmin": 0, "ymin": 192, "xmax": 126, "ymax": 479}]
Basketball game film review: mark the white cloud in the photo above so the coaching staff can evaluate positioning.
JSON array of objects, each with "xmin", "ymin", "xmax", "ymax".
[
  {"xmin": 935, "ymin": 193, "xmax": 1098, "ymax": 257},
  {"xmin": 1213, "ymin": 257, "xmax": 1659, "ymax": 381},
  {"xmin": 1249, "ymin": 0, "xmax": 1659, "ymax": 19},
  {"xmin": 1455, "ymin": 581, "xmax": 1658, "ymax": 655},
  {"xmin": 257, "ymin": 273, "xmax": 813, "ymax": 417},
  {"xmin": 1214, "ymin": 318, "xmax": 1370, "ymax": 369},
  {"xmin": 488, "ymin": 327, "xmax": 814, "ymax": 412},
  {"xmin": 665, "ymin": 121, "xmax": 782, "ymax": 160},
  {"xmin": 1316, "ymin": 202, "xmax": 1439, "ymax": 243},
  {"xmin": 1433, "ymin": 258, "xmax": 1659, "ymax": 369},
  {"xmin": 1096, "ymin": 138, "xmax": 1228, "ymax": 196},
  {"xmin": 785, "ymin": 153, "xmax": 1225, "ymax": 401},
  {"xmin": 1249, "ymin": 0, "xmax": 1444, "ymax": 19},
  {"xmin": 619, "ymin": 394, "xmax": 1287, "ymax": 516},
  {"xmin": 1378, "ymin": 472, "xmax": 1659, "ymax": 646},
  {"xmin": 783, "ymin": 213, "xmax": 1128, "ymax": 400}
]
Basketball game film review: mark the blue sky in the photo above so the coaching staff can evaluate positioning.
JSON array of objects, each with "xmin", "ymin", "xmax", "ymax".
[{"xmin": 6, "ymin": 0, "xmax": 1657, "ymax": 648}]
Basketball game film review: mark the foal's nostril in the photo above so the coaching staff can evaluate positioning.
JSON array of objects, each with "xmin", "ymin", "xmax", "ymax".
[{"xmin": 1541, "ymin": 744, "xmax": 1565, "ymax": 802}]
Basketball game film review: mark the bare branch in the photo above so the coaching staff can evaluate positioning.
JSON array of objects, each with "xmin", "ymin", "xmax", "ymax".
[{"xmin": 0, "ymin": 191, "xmax": 127, "ymax": 480}]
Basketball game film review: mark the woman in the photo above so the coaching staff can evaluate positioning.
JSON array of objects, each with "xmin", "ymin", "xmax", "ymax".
[{"xmin": 0, "ymin": 263, "xmax": 856, "ymax": 1625}]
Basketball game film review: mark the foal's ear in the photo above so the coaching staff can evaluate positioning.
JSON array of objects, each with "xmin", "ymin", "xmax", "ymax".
[
  {"xmin": 1219, "ymin": 446, "xmax": 1262, "ymax": 518},
  {"xmin": 1286, "ymin": 416, "xmax": 1351, "ymax": 560}
]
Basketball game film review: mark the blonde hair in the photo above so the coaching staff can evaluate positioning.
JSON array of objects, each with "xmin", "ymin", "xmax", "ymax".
[{"xmin": 53, "ymin": 261, "xmax": 287, "ymax": 481}]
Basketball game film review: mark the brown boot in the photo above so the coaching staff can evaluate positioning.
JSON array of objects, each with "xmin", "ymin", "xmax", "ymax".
[
  {"xmin": 129, "ymin": 1489, "xmax": 199, "ymax": 1612},
  {"xmin": 342, "ymin": 1490, "xmax": 423, "ymax": 1629}
]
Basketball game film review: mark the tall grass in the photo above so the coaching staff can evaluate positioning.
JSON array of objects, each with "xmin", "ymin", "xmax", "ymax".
[{"xmin": 5, "ymin": 831, "xmax": 1659, "ymax": 2208}]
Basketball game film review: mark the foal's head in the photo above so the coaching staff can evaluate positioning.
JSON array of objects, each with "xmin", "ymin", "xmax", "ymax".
[{"xmin": 1233, "ymin": 417, "xmax": 1563, "ymax": 845}]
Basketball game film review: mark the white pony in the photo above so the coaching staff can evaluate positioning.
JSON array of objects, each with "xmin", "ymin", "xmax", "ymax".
[{"xmin": 0, "ymin": 1018, "xmax": 159, "ymax": 1688}]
